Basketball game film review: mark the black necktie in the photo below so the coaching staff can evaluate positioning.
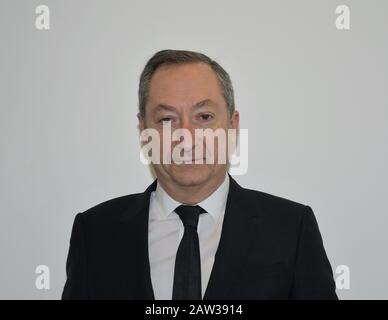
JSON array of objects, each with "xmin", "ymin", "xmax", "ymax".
[{"xmin": 172, "ymin": 204, "xmax": 207, "ymax": 300}]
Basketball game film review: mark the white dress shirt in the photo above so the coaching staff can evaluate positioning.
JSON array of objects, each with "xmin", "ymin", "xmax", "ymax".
[{"xmin": 148, "ymin": 173, "xmax": 230, "ymax": 300}]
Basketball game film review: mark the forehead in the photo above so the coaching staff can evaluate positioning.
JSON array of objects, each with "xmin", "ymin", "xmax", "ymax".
[{"xmin": 147, "ymin": 62, "xmax": 224, "ymax": 109}]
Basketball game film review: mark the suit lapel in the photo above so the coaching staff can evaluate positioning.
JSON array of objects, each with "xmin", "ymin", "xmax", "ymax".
[
  {"xmin": 120, "ymin": 179, "xmax": 157, "ymax": 299},
  {"xmin": 203, "ymin": 174, "xmax": 261, "ymax": 299}
]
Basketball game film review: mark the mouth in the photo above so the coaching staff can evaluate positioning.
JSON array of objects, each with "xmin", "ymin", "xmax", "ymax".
[{"xmin": 180, "ymin": 157, "xmax": 206, "ymax": 164}]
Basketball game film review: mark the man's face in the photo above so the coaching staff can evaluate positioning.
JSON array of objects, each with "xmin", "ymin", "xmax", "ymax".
[{"xmin": 138, "ymin": 62, "xmax": 239, "ymax": 187}]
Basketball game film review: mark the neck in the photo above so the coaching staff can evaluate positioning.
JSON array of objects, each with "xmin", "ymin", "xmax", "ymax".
[{"xmin": 157, "ymin": 173, "xmax": 227, "ymax": 205}]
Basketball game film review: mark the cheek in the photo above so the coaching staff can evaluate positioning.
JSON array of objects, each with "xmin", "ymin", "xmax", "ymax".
[{"xmin": 203, "ymin": 128, "xmax": 229, "ymax": 161}]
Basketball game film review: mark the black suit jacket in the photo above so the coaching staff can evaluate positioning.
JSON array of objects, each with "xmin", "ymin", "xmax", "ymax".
[{"xmin": 62, "ymin": 174, "xmax": 337, "ymax": 299}]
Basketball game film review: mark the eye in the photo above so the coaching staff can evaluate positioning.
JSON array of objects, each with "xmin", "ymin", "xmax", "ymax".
[
  {"xmin": 198, "ymin": 113, "xmax": 214, "ymax": 121},
  {"xmin": 158, "ymin": 117, "xmax": 173, "ymax": 123}
]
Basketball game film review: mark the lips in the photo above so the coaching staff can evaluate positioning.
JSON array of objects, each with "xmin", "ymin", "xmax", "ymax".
[
  {"xmin": 181, "ymin": 158, "xmax": 205, "ymax": 162},
  {"xmin": 177, "ymin": 157, "xmax": 206, "ymax": 163}
]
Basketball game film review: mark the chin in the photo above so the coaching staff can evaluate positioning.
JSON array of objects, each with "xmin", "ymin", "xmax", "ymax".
[{"xmin": 169, "ymin": 164, "xmax": 212, "ymax": 187}]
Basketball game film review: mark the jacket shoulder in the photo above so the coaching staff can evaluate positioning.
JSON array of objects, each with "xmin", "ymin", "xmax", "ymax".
[
  {"xmin": 238, "ymin": 185, "xmax": 311, "ymax": 222},
  {"xmin": 245, "ymin": 186, "xmax": 307, "ymax": 208},
  {"xmin": 76, "ymin": 191, "xmax": 145, "ymax": 223}
]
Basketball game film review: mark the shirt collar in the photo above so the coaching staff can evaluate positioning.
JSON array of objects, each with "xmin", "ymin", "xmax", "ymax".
[{"xmin": 153, "ymin": 173, "xmax": 230, "ymax": 223}]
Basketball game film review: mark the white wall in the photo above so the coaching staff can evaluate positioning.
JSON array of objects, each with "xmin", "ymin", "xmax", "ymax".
[{"xmin": 0, "ymin": 0, "xmax": 387, "ymax": 299}]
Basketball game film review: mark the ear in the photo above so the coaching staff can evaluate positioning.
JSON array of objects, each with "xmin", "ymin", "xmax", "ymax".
[
  {"xmin": 230, "ymin": 110, "xmax": 239, "ymax": 130},
  {"xmin": 137, "ymin": 112, "xmax": 145, "ymax": 132}
]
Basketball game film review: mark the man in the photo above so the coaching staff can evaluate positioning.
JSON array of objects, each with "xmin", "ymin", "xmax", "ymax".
[{"xmin": 62, "ymin": 49, "xmax": 337, "ymax": 300}]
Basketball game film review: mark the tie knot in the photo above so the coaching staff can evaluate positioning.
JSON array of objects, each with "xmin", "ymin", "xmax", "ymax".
[{"xmin": 174, "ymin": 205, "xmax": 207, "ymax": 229}]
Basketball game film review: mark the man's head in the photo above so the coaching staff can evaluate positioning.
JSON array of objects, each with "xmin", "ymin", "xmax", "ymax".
[{"xmin": 137, "ymin": 49, "xmax": 239, "ymax": 189}]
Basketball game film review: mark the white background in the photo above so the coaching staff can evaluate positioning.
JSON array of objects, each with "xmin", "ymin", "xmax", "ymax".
[{"xmin": 0, "ymin": 0, "xmax": 387, "ymax": 299}]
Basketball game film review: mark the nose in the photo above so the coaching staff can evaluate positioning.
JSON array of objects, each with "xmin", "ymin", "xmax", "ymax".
[
  {"xmin": 180, "ymin": 115, "xmax": 193, "ymax": 131},
  {"xmin": 179, "ymin": 117, "xmax": 195, "ymax": 150}
]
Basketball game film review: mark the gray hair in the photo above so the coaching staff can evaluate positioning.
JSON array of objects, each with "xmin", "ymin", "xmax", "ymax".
[{"xmin": 138, "ymin": 49, "xmax": 235, "ymax": 118}]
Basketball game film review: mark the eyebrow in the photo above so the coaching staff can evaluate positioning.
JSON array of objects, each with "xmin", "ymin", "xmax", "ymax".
[{"xmin": 152, "ymin": 99, "xmax": 216, "ymax": 114}]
